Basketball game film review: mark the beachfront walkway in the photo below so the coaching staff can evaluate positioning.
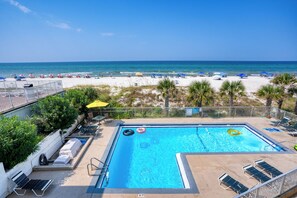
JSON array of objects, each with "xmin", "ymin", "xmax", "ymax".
[{"xmin": 8, "ymin": 117, "xmax": 297, "ymax": 198}]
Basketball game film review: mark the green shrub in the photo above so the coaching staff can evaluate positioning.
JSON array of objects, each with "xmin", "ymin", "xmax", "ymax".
[
  {"xmin": 65, "ymin": 89, "xmax": 88, "ymax": 115},
  {"xmin": 169, "ymin": 108, "xmax": 186, "ymax": 117},
  {"xmin": 0, "ymin": 116, "xmax": 39, "ymax": 170},
  {"xmin": 82, "ymin": 87, "xmax": 99, "ymax": 102},
  {"xmin": 33, "ymin": 95, "xmax": 78, "ymax": 134},
  {"xmin": 65, "ymin": 87, "xmax": 99, "ymax": 115},
  {"xmin": 151, "ymin": 107, "xmax": 163, "ymax": 117}
]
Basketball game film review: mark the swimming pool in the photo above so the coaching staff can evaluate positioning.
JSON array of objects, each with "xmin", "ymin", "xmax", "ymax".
[{"xmin": 97, "ymin": 124, "xmax": 286, "ymax": 193}]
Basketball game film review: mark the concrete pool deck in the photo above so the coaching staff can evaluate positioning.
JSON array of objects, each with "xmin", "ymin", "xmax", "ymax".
[{"xmin": 8, "ymin": 117, "xmax": 297, "ymax": 198}]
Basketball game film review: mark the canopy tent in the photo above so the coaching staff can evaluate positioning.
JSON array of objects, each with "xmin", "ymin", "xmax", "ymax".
[{"xmin": 87, "ymin": 100, "xmax": 109, "ymax": 108}]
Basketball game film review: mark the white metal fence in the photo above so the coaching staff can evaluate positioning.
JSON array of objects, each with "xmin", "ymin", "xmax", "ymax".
[
  {"xmin": 235, "ymin": 167, "xmax": 297, "ymax": 198},
  {"xmin": 0, "ymin": 80, "xmax": 63, "ymax": 112}
]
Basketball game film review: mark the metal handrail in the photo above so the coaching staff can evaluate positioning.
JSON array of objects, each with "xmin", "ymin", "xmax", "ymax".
[
  {"xmin": 235, "ymin": 167, "xmax": 297, "ymax": 198},
  {"xmin": 95, "ymin": 106, "xmax": 297, "ymax": 121},
  {"xmin": 87, "ymin": 157, "xmax": 108, "ymax": 176},
  {"xmin": 87, "ymin": 164, "xmax": 108, "ymax": 176},
  {"xmin": 1, "ymin": 80, "xmax": 63, "ymax": 113},
  {"xmin": 90, "ymin": 157, "xmax": 106, "ymax": 170}
]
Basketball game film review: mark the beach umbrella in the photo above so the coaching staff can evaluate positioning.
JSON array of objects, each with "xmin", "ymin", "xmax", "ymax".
[
  {"xmin": 135, "ymin": 72, "xmax": 143, "ymax": 77},
  {"xmin": 213, "ymin": 72, "xmax": 221, "ymax": 76},
  {"xmin": 155, "ymin": 74, "xmax": 162, "ymax": 78},
  {"xmin": 221, "ymin": 72, "xmax": 227, "ymax": 77},
  {"xmin": 87, "ymin": 100, "xmax": 109, "ymax": 108},
  {"xmin": 237, "ymin": 73, "xmax": 247, "ymax": 78},
  {"xmin": 177, "ymin": 73, "xmax": 185, "ymax": 78},
  {"xmin": 198, "ymin": 72, "xmax": 205, "ymax": 76},
  {"xmin": 213, "ymin": 75, "xmax": 222, "ymax": 80},
  {"xmin": 260, "ymin": 71, "xmax": 268, "ymax": 77}
]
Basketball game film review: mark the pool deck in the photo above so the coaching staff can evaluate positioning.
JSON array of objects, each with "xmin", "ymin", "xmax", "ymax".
[{"xmin": 8, "ymin": 117, "xmax": 297, "ymax": 198}]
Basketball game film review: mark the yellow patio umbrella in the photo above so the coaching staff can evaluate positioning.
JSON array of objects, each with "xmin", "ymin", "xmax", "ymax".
[{"xmin": 87, "ymin": 100, "xmax": 109, "ymax": 108}]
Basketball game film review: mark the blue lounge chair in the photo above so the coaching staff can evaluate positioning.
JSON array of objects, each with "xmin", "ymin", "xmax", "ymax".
[
  {"xmin": 218, "ymin": 173, "xmax": 249, "ymax": 194},
  {"xmin": 286, "ymin": 123, "xmax": 297, "ymax": 131},
  {"xmin": 255, "ymin": 160, "xmax": 282, "ymax": 177},
  {"xmin": 77, "ymin": 124, "xmax": 99, "ymax": 135},
  {"xmin": 287, "ymin": 129, "xmax": 297, "ymax": 136},
  {"xmin": 243, "ymin": 164, "xmax": 271, "ymax": 183},
  {"xmin": 11, "ymin": 171, "xmax": 53, "ymax": 197},
  {"xmin": 274, "ymin": 117, "xmax": 290, "ymax": 126}
]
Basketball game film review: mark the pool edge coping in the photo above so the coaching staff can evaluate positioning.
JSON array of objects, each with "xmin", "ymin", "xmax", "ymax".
[{"xmin": 87, "ymin": 122, "xmax": 293, "ymax": 195}]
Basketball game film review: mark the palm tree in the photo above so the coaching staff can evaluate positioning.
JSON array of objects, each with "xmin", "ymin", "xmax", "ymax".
[
  {"xmin": 271, "ymin": 73, "xmax": 296, "ymax": 86},
  {"xmin": 271, "ymin": 73, "xmax": 297, "ymax": 109},
  {"xmin": 188, "ymin": 80, "xmax": 215, "ymax": 107},
  {"xmin": 274, "ymin": 86, "xmax": 286, "ymax": 111},
  {"xmin": 257, "ymin": 85, "xmax": 283, "ymax": 116},
  {"xmin": 288, "ymin": 85, "xmax": 297, "ymax": 115},
  {"xmin": 257, "ymin": 85, "xmax": 280, "ymax": 107},
  {"xmin": 157, "ymin": 78, "xmax": 176, "ymax": 109},
  {"xmin": 219, "ymin": 80, "xmax": 245, "ymax": 107}
]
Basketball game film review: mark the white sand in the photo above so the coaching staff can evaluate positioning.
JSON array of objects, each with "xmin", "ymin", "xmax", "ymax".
[{"xmin": 16, "ymin": 76, "xmax": 271, "ymax": 93}]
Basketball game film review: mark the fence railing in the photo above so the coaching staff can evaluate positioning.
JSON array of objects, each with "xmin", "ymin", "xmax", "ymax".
[
  {"xmin": 0, "ymin": 80, "xmax": 63, "ymax": 113},
  {"xmin": 97, "ymin": 106, "xmax": 297, "ymax": 121},
  {"xmin": 235, "ymin": 167, "xmax": 297, "ymax": 198}
]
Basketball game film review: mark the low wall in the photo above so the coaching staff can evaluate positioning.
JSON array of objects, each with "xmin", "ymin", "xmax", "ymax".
[
  {"xmin": 3, "ymin": 103, "xmax": 33, "ymax": 119},
  {"xmin": 0, "ymin": 163, "xmax": 6, "ymax": 198},
  {"xmin": 0, "ymin": 115, "xmax": 83, "ymax": 198}
]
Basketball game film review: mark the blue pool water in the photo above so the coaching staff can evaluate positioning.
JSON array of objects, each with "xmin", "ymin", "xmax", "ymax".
[
  {"xmin": 100, "ymin": 125, "xmax": 283, "ymax": 189},
  {"xmin": 77, "ymin": 138, "xmax": 88, "ymax": 145}
]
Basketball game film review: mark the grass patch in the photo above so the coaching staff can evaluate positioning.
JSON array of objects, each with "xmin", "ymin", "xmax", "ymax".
[{"xmin": 282, "ymin": 97, "xmax": 296, "ymax": 113}]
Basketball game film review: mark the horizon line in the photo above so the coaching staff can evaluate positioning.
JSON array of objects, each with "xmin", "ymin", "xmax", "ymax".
[{"xmin": 1, "ymin": 60, "xmax": 297, "ymax": 64}]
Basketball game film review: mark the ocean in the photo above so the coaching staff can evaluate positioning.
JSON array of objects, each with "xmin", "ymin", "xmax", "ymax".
[{"xmin": 0, "ymin": 61, "xmax": 296, "ymax": 77}]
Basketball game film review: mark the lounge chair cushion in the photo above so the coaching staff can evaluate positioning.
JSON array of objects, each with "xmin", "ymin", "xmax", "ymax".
[
  {"xmin": 59, "ymin": 138, "xmax": 82, "ymax": 159},
  {"xmin": 54, "ymin": 155, "xmax": 71, "ymax": 165}
]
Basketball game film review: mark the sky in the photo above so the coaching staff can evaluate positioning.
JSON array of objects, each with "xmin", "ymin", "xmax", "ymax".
[{"xmin": 0, "ymin": 0, "xmax": 297, "ymax": 62}]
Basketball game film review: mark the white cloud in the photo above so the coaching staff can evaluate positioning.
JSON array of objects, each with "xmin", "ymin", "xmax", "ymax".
[
  {"xmin": 47, "ymin": 21, "xmax": 71, "ymax": 30},
  {"xmin": 7, "ymin": 0, "xmax": 31, "ymax": 14},
  {"xmin": 101, "ymin": 32, "xmax": 115, "ymax": 37},
  {"xmin": 5, "ymin": 0, "xmax": 81, "ymax": 32}
]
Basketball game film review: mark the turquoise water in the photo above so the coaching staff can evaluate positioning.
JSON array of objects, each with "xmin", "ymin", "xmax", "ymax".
[
  {"xmin": 0, "ymin": 61, "xmax": 297, "ymax": 77},
  {"xmin": 101, "ymin": 125, "xmax": 281, "ymax": 189}
]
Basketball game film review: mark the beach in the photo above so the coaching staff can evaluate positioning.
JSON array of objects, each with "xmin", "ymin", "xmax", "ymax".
[{"xmin": 4, "ymin": 76, "xmax": 271, "ymax": 93}]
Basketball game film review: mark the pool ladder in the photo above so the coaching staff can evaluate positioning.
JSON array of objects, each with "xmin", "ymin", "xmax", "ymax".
[{"xmin": 87, "ymin": 157, "xmax": 109, "ymax": 176}]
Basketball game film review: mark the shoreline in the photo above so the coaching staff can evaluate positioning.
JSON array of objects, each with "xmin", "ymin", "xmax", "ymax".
[
  {"xmin": 1, "ymin": 61, "xmax": 297, "ymax": 78},
  {"xmin": 2, "ymin": 76, "xmax": 271, "ymax": 93}
]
